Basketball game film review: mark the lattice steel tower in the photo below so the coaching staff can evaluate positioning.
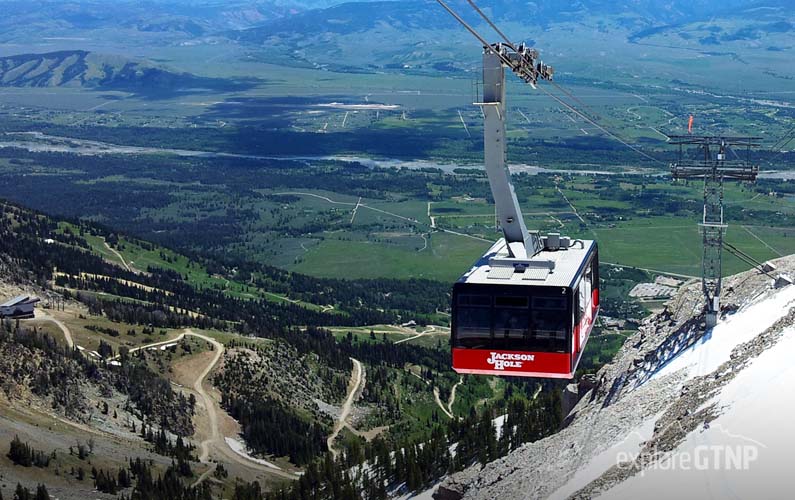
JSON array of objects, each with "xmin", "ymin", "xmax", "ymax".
[{"xmin": 670, "ymin": 136, "xmax": 760, "ymax": 328}]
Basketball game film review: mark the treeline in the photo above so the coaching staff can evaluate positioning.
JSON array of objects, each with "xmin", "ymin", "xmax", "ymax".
[
  {"xmin": 213, "ymin": 331, "xmax": 450, "ymax": 468},
  {"xmin": 138, "ymin": 425, "xmax": 196, "ymax": 462},
  {"xmin": 7, "ymin": 435, "xmax": 51, "ymax": 468},
  {"xmin": 1, "ymin": 201, "xmax": 448, "ymax": 333},
  {"xmin": 223, "ymin": 395, "xmax": 328, "ymax": 466},
  {"xmin": 255, "ymin": 326, "xmax": 450, "ymax": 379},
  {"xmin": 266, "ymin": 387, "xmax": 563, "ymax": 500},
  {"xmin": 0, "ymin": 321, "xmax": 194, "ymax": 438},
  {"xmin": 4, "ymin": 483, "xmax": 51, "ymax": 500}
]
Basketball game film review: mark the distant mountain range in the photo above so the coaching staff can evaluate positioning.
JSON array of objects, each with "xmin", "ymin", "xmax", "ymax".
[
  {"xmin": 237, "ymin": 0, "xmax": 776, "ymax": 38},
  {"xmin": 0, "ymin": 50, "xmax": 255, "ymax": 95},
  {"xmin": 0, "ymin": 1, "xmax": 791, "ymax": 87},
  {"xmin": 0, "ymin": 0, "xmax": 388, "ymax": 36},
  {"xmin": 3, "ymin": 0, "xmax": 782, "ymax": 39},
  {"xmin": 229, "ymin": 0, "xmax": 795, "ymax": 78}
]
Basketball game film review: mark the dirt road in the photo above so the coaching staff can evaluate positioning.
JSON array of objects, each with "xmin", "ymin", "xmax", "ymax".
[
  {"xmin": 433, "ymin": 387, "xmax": 454, "ymax": 419},
  {"xmin": 394, "ymin": 324, "xmax": 448, "ymax": 345},
  {"xmin": 327, "ymin": 358, "xmax": 363, "ymax": 458},
  {"xmin": 179, "ymin": 330, "xmax": 299, "ymax": 481},
  {"xmin": 103, "ymin": 239, "xmax": 132, "ymax": 272},
  {"xmin": 120, "ymin": 329, "xmax": 298, "ymax": 481},
  {"xmin": 189, "ymin": 330, "xmax": 223, "ymax": 463},
  {"xmin": 36, "ymin": 309, "xmax": 74, "ymax": 348},
  {"xmin": 447, "ymin": 377, "xmax": 463, "ymax": 416}
]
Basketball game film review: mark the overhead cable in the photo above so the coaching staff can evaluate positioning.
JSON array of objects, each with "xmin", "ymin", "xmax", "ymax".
[{"xmin": 435, "ymin": 0, "xmax": 667, "ymax": 166}]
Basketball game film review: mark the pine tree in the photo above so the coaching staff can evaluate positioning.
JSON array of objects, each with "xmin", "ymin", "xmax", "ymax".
[
  {"xmin": 34, "ymin": 484, "xmax": 49, "ymax": 500},
  {"xmin": 118, "ymin": 468, "xmax": 132, "ymax": 488},
  {"xmin": 8, "ymin": 435, "xmax": 32, "ymax": 466},
  {"xmin": 14, "ymin": 483, "xmax": 31, "ymax": 500}
]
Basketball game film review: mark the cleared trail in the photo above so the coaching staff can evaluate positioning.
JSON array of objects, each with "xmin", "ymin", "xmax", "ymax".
[
  {"xmin": 103, "ymin": 239, "xmax": 132, "ymax": 272},
  {"xmin": 328, "ymin": 358, "xmax": 364, "ymax": 458},
  {"xmin": 433, "ymin": 387, "xmax": 455, "ymax": 419},
  {"xmin": 37, "ymin": 310, "xmax": 74, "ymax": 349},
  {"xmin": 119, "ymin": 329, "xmax": 298, "ymax": 481},
  {"xmin": 447, "ymin": 377, "xmax": 463, "ymax": 416}
]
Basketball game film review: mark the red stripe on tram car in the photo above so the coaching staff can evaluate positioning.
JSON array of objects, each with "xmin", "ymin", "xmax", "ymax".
[
  {"xmin": 452, "ymin": 348, "xmax": 573, "ymax": 379},
  {"xmin": 575, "ymin": 288, "xmax": 600, "ymax": 353}
]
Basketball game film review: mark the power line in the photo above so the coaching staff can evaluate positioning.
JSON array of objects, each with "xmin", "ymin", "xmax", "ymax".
[
  {"xmin": 549, "ymin": 81, "xmax": 606, "ymax": 124},
  {"xmin": 537, "ymin": 85, "xmax": 666, "ymax": 165},
  {"xmin": 465, "ymin": 0, "xmax": 515, "ymax": 51},
  {"xmin": 433, "ymin": 0, "xmax": 538, "ymax": 80},
  {"xmin": 433, "ymin": 0, "xmax": 505, "ymax": 61},
  {"xmin": 434, "ymin": 0, "xmax": 666, "ymax": 166},
  {"xmin": 770, "ymin": 124, "xmax": 795, "ymax": 151},
  {"xmin": 765, "ymin": 137, "xmax": 795, "ymax": 165},
  {"xmin": 724, "ymin": 242, "xmax": 776, "ymax": 278},
  {"xmin": 463, "ymin": 0, "xmax": 607, "ymax": 125}
]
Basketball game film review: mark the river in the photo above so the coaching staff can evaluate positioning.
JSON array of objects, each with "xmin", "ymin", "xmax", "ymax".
[{"xmin": 1, "ymin": 131, "xmax": 791, "ymax": 179}]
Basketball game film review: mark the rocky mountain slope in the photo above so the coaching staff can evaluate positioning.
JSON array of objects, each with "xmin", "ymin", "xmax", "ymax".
[{"xmin": 437, "ymin": 255, "xmax": 795, "ymax": 499}]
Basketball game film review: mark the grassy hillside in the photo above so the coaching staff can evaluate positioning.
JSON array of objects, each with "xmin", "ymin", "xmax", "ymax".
[{"xmin": 0, "ymin": 50, "xmax": 256, "ymax": 96}]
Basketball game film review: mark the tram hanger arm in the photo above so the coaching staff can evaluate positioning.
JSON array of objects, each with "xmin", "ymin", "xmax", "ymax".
[{"xmin": 479, "ymin": 48, "xmax": 542, "ymax": 259}]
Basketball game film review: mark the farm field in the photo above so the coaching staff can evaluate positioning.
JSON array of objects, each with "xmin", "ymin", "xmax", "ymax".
[{"xmin": 3, "ymin": 148, "xmax": 794, "ymax": 284}]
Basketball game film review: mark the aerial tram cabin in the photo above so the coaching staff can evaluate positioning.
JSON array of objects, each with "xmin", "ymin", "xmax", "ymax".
[
  {"xmin": 451, "ymin": 237, "xmax": 599, "ymax": 379},
  {"xmin": 450, "ymin": 44, "xmax": 599, "ymax": 379}
]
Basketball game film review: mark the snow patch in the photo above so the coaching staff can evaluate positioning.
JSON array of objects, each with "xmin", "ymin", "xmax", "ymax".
[
  {"xmin": 602, "ymin": 327, "xmax": 795, "ymax": 499},
  {"xmin": 493, "ymin": 414, "xmax": 508, "ymax": 440},
  {"xmin": 651, "ymin": 284, "xmax": 795, "ymax": 382},
  {"xmin": 394, "ymin": 484, "xmax": 438, "ymax": 500},
  {"xmin": 153, "ymin": 342, "xmax": 178, "ymax": 351},
  {"xmin": 224, "ymin": 437, "xmax": 283, "ymax": 470},
  {"xmin": 549, "ymin": 416, "xmax": 657, "ymax": 500}
]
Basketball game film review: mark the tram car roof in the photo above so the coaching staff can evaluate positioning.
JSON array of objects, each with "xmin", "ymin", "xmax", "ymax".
[{"xmin": 456, "ymin": 238, "xmax": 597, "ymax": 290}]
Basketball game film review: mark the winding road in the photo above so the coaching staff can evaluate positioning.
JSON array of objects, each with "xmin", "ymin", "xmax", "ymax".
[
  {"xmin": 178, "ymin": 330, "xmax": 299, "ymax": 481},
  {"xmin": 188, "ymin": 330, "xmax": 223, "ymax": 464},
  {"xmin": 328, "ymin": 358, "xmax": 364, "ymax": 458},
  {"xmin": 394, "ymin": 325, "xmax": 434, "ymax": 344},
  {"xmin": 109, "ymin": 329, "xmax": 299, "ymax": 481},
  {"xmin": 40, "ymin": 316, "xmax": 299, "ymax": 480},
  {"xmin": 433, "ymin": 387, "xmax": 454, "ymax": 420},
  {"xmin": 447, "ymin": 377, "xmax": 463, "ymax": 417},
  {"xmin": 432, "ymin": 377, "xmax": 463, "ymax": 420}
]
